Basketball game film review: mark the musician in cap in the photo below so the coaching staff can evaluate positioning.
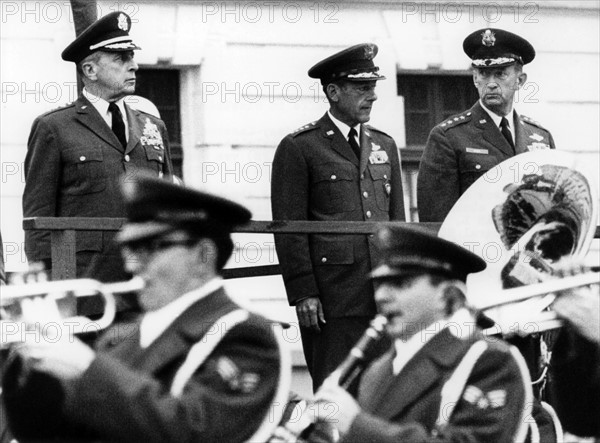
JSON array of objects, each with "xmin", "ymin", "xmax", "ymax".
[
  {"xmin": 3, "ymin": 174, "xmax": 285, "ymax": 442},
  {"xmin": 305, "ymin": 225, "xmax": 532, "ymax": 442},
  {"xmin": 23, "ymin": 11, "xmax": 173, "ymax": 288},
  {"xmin": 271, "ymin": 44, "xmax": 405, "ymax": 391},
  {"xmin": 418, "ymin": 28, "xmax": 556, "ymax": 222}
]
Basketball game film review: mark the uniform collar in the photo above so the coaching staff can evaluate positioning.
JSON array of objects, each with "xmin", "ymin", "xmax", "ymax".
[
  {"xmin": 82, "ymin": 87, "xmax": 128, "ymax": 128},
  {"xmin": 139, "ymin": 277, "xmax": 224, "ymax": 348},
  {"xmin": 479, "ymin": 100, "xmax": 516, "ymax": 129},
  {"xmin": 392, "ymin": 308, "xmax": 474, "ymax": 375},
  {"xmin": 327, "ymin": 110, "xmax": 360, "ymax": 139}
]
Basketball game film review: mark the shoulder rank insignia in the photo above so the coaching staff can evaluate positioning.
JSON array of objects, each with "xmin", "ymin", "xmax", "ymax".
[
  {"xmin": 292, "ymin": 121, "xmax": 317, "ymax": 136},
  {"xmin": 439, "ymin": 111, "xmax": 472, "ymax": 130}
]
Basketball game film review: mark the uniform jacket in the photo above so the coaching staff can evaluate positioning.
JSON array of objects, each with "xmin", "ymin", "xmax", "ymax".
[
  {"xmin": 344, "ymin": 328, "xmax": 530, "ymax": 443},
  {"xmin": 22, "ymin": 95, "xmax": 173, "ymax": 275},
  {"xmin": 271, "ymin": 113, "xmax": 405, "ymax": 319},
  {"xmin": 417, "ymin": 101, "xmax": 555, "ymax": 222},
  {"xmin": 3, "ymin": 287, "xmax": 280, "ymax": 443}
]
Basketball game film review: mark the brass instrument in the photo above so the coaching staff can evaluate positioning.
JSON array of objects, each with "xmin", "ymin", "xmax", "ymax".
[
  {"xmin": 0, "ymin": 277, "xmax": 144, "ymax": 348},
  {"xmin": 475, "ymin": 271, "xmax": 599, "ymax": 335}
]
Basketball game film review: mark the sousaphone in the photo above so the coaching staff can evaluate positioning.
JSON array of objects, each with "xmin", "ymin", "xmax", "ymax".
[
  {"xmin": 439, "ymin": 150, "xmax": 598, "ymax": 332},
  {"xmin": 438, "ymin": 150, "xmax": 598, "ymax": 442}
]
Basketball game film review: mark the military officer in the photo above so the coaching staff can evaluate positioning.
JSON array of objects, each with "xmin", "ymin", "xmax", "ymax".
[
  {"xmin": 23, "ymin": 11, "xmax": 173, "ymax": 286},
  {"xmin": 418, "ymin": 28, "xmax": 556, "ymax": 222},
  {"xmin": 4, "ymin": 174, "xmax": 285, "ymax": 442},
  {"xmin": 271, "ymin": 43, "xmax": 405, "ymax": 391},
  {"xmin": 306, "ymin": 225, "xmax": 533, "ymax": 443}
]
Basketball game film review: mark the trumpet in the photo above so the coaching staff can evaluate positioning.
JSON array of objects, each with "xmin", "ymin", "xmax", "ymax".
[
  {"xmin": 0, "ymin": 277, "xmax": 144, "ymax": 348},
  {"xmin": 477, "ymin": 271, "xmax": 599, "ymax": 336}
]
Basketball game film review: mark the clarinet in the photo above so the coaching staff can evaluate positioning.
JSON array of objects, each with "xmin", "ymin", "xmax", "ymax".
[{"xmin": 282, "ymin": 315, "xmax": 388, "ymax": 441}]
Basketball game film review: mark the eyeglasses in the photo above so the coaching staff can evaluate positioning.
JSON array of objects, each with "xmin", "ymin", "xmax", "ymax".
[{"xmin": 123, "ymin": 238, "xmax": 198, "ymax": 254}]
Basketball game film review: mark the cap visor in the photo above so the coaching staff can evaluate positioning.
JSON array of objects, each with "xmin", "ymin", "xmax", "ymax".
[{"xmin": 117, "ymin": 222, "xmax": 173, "ymax": 244}]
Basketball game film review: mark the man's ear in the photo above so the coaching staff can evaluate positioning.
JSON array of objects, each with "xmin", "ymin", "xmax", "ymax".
[
  {"xmin": 516, "ymin": 71, "xmax": 528, "ymax": 90},
  {"xmin": 326, "ymin": 83, "xmax": 340, "ymax": 103},
  {"xmin": 439, "ymin": 280, "xmax": 468, "ymax": 317},
  {"xmin": 196, "ymin": 238, "xmax": 218, "ymax": 270},
  {"xmin": 81, "ymin": 61, "xmax": 98, "ymax": 81}
]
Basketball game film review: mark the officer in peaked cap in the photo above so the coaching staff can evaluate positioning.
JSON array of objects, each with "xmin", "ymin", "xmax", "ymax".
[
  {"xmin": 463, "ymin": 28, "xmax": 535, "ymax": 69},
  {"xmin": 370, "ymin": 224, "xmax": 486, "ymax": 283},
  {"xmin": 306, "ymin": 222, "xmax": 532, "ymax": 442},
  {"xmin": 272, "ymin": 42, "xmax": 405, "ymax": 392},
  {"xmin": 308, "ymin": 43, "xmax": 386, "ymax": 84},
  {"xmin": 4, "ymin": 172, "xmax": 285, "ymax": 442},
  {"xmin": 418, "ymin": 27, "xmax": 555, "ymax": 223},
  {"xmin": 117, "ymin": 172, "xmax": 251, "ymax": 271},
  {"xmin": 62, "ymin": 11, "xmax": 141, "ymax": 63},
  {"xmin": 23, "ymin": 10, "xmax": 174, "ymax": 290}
]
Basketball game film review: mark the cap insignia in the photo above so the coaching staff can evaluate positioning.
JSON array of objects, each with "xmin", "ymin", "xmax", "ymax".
[
  {"xmin": 481, "ymin": 29, "xmax": 495, "ymax": 47},
  {"xmin": 118, "ymin": 13, "xmax": 129, "ymax": 31},
  {"xmin": 364, "ymin": 44, "xmax": 375, "ymax": 60}
]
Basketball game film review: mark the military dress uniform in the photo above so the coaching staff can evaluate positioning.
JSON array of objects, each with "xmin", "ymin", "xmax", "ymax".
[
  {"xmin": 418, "ymin": 100, "xmax": 555, "ymax": 222},
  {"xmin": 417, "ymin": 28, "xmax": 556, "ymax": 223},
  {"xmin": 335, "ymin": 225, "xmax": 532, "ymax": 443},
  {"xmin": 271, "ymin": 44, "xmax": 405, "ymax": 390},
  {"xmin": 5, "ymin": 174, "xmax": 284, "ymax": 443},
  {"xmin": 22, "ymin": 12, "xmax": 173, "ymax": 283}
]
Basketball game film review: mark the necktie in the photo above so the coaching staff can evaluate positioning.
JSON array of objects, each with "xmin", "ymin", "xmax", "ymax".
[
  {"xmin": 108, "ymin": 102, "xmax": 127, "ymax": 149},
  {"xmin": 348, "ymin": 127, "xmax": 361, "ymax": 159},
  {"xmin": 500, "ymin": 117, "xmax": 515, "ymax": 152}
]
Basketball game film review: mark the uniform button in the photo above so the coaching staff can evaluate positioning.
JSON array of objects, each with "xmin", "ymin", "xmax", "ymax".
[
  {"xmin": 124, "ymin": 155, "xmax": 130, "ymax": 162},
  {"xmin": 360, "ymin": 174, "xmax": 365, "ymax": 180},
  {"xmin": 79, "ymin": 156, "xmax": 86, "ymax": 161},
  {"xmin": 363, "ymin": 191, "xmax": 368, "ymax": 198},
  {"xmin": 366, "ymin": 211, "xmax": 372, "ymax": 218},
  {"xmin": 158, "ymin": 156, "xmax": 163, "ymax": 161},
  {"xmin": 383, "ymin": 174, "xmax": 388, "ymax": 179},
  {"xmin": 475, "ymin": 164, "xmax": 481, "ymax": 170},
  {"xmin": 331, "ymin": 174, "xmax": 337, "ymax": 180},
  {"xmin": 321, "ymin": 257, "xmax": 327, "ymax": 263}
]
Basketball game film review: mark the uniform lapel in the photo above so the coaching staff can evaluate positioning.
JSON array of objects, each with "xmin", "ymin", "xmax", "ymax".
[
  {"xmin": 321, "ymin": 113, "xmax": 359, "ymax": 166},
  {"xmin": 513, "ymin": 111, "xmax": 530, "ymax": 155},
  {"xmin": 473, "ymin": 102, "xmax": 514, "ymax": 157},
  {"xmin": 135, "ymin": 288, "xmax": 239, "ymax": 374},
  {"xmin": 125, "ymin": 105, "xmax": 142, "ymax": 155},
  {"xmin": 75, "ymin": 96, "xmax": 125, "ymax": 153},
  {"xmin": 359, "ymin": 126, "xmax": 371, "ymax": 174},
  {"xmin": 373, "ymin": 329, "xmax": 471, "ymax": 421},
  {"xmin": 359, "ymin": 350, "xmax": 396, "ymax": 412}
]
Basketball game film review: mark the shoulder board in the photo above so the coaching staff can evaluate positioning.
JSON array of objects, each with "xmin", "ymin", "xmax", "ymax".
[
  {"xmin": 364, "ymin": 125, "xmax": 392, "ymax": 139},
  {"xmin": 438, "ymin": 111, "xmax": 472, "ymax": 131},
  {"xmin": 291, "ymin": 121, "xmax": 318, "ymax": 137},
  {"xmin": 41, "ymin": 102, "xmax": 76, "ymax": 116},
  {"xmin": 519, "ymin": 114, "xmax": 548, "ymax": 131}
]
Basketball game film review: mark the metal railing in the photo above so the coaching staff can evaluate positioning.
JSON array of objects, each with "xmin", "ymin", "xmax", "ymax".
[{"xmin": 22, "ymin": 217, "xmax": 600, "ymax": 280}]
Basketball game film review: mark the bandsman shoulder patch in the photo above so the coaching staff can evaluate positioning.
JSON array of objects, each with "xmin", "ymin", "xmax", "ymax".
[
  {"xmin": 291, "ymin": 121, "xmax": 318, "ymax": 137},
  {"xmin": 439, "ymin": 111, "xmax": 472, "ymax": 131}
]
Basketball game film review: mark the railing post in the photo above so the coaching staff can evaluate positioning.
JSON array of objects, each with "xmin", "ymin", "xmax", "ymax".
[{"xmin": 51, "ymin": 230, "xmax": 76, "ymax": 280}]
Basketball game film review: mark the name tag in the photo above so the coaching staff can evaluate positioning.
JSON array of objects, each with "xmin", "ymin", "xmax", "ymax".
[{"xmin": 466, "ymin": 148, "xmax": 489, "ymax": 155}]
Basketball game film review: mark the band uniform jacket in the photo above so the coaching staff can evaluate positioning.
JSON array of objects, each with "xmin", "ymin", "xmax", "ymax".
[
  {"xmin": 344, "ymin": 328, "xmax": 530, "ymax": 443},
  {"xmin": 417, "ymin": 101, "xmax": 556, "ymax": 222},
  {"xmin": 2, "ymin": 287, "xmax": 280, "ymax": 442},
  {"xmin": 271, "ymin": 113, "xmax": 405, "ymax": 319},
  {"xmin": 22, "ymin": 95, "xmax": 173, "ymax": 279}
]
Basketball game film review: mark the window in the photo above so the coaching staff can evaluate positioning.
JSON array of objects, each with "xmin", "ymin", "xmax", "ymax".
[
  {"xmin": 397, "ymin": 71, "xmax": 479, "ymax": 148},
  {"xmin": 135, "ymin": 69, "xmax": 183, "ymax": 178}
]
